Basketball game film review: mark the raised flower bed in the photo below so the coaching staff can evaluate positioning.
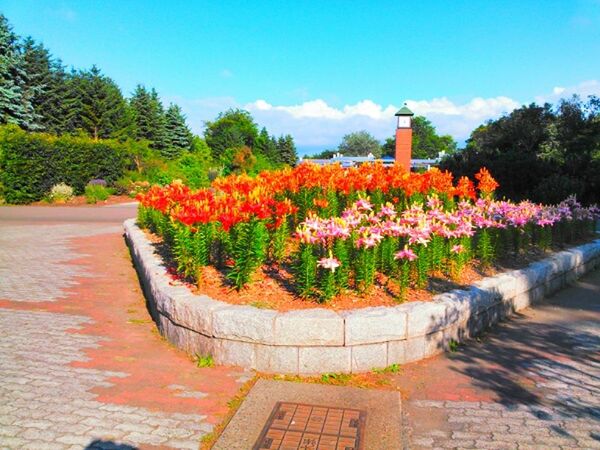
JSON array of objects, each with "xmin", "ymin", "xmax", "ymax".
[{"xmin": 127, "ymin": 163, "xmax": 600, "ymax": 373}]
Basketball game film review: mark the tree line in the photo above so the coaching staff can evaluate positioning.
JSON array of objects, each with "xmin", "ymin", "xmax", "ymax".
[
  {"xmin": 0, "ymin": 14, "xmax": 296, "ymax": 171},
  {"xmin": 440, "ymin": 96, "xmax": 600, "ymax": 205}
]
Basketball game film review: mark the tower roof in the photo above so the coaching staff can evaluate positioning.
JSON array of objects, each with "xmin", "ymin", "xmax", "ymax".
[{"xmin": 395, "ymin": 105, "xmax": 414, "ymax": 116}]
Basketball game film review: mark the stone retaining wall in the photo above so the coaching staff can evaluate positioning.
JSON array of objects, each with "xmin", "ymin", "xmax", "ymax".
[{"xmin": 124, "ymin": 219, "xmax": 600, "ymax": 374}]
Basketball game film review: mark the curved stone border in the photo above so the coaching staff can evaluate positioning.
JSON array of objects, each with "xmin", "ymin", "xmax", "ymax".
[{"xmin": 125, "ymin": 219, "xmax": 600, "ymax": 374}]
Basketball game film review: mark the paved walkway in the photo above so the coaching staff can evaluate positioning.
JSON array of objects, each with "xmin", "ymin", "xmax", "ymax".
[
  {"xmin": 1, "ymin": 205, "xmax": 598, "ymax": 449},
  {"xmin": 396, "ymin": 269, "xmax": 600, "ymax": 449},
  {"xmin": 0, "ymin": 206, "xmax": 250, "ymax": 449}
]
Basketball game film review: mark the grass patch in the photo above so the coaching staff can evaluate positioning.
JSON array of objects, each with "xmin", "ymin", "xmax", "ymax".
[
  {"xmin": 195, "ymin": 353, "xmax": 214, "ymax": 368},
  {"xmin": 372, "ymin": 363, "xmax": 402, "ymax": 374}
]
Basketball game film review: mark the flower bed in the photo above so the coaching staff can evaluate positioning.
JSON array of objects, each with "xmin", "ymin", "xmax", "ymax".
[
  {"xmin": 136, "ymin": 163, "xmax": 599, "ymax": 304},
  {"xmin": 125, "ymin": 217, "xmax": 600, "ymax": 374}
]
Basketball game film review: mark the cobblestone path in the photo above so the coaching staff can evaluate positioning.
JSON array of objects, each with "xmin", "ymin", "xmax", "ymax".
[
  {"xmin": 0, "ymin": 219, "xmax": 250, "ymax": 449},
  {"xmin": 398, "ymin": 270, "xmax": 600, "ymax": 449}
]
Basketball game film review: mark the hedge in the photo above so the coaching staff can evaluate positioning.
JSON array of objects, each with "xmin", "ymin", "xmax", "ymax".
[{"xmin": 0, "ymin": 125, "xmax": 128, "ymax": 204}]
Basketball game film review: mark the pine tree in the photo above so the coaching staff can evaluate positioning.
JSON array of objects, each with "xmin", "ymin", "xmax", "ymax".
[
  {"xmin": 74, "ymin": 66, "xmax": 128, "ymax": 140},
  {"xmin": 21, "ymin": 37, "xmax": 68, "ymax": 132},
  {"xmin": 162, "ymin": 103, "xmax": 192, "ymax": 158},
  {"xmin": 129, "ymin": 85, "xmax": 167, "ymax": 150},
  {"xmin": 254, "ymin": 127, "xmax": 278, "ymax": 161},
  {"xmin": 277, "ymin": 134, "xmax": 298, "ymax": 166},
  {"xmin": 0, "ymin": 14, "xmax": 36, "ymax": 129}
]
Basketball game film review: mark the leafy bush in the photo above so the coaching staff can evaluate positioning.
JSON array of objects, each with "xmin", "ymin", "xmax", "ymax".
[
  {"xmin": 48, "ymin": 182, "xmax": 74, "ymax": 203},
  {"xmin": 0, "ymin": 125, "xmax": 128, "ymax": 204},
  {"xmin": 84, "ymin": 183, "xmax": 110, "ymax": 204}
]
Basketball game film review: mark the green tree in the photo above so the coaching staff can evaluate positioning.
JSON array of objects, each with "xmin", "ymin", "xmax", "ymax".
[
  {"xmin": 0, "ymin": 14, "xmax": 36, "ymax": 129},
  {"xmin": 21, "ymin": 38, "xmax": 70, "ymax": 134},
  {"xmin": 276, "ymin": 134, "xmax": 298, "ymax": 166},
  {"xmin": 162, "ymin": 104, "xmax": 192, "ymax": 159},
  {"xmin": 70, "ymin": 66, "xmax": 128, "ymax": 140},
  {"xmin": 204, "ymin": 109, "xmax": 258, "ymax": 159},
  {"xmin": 337, "ymin": 131, "xmax": 381, "ymax": 157},
  {"xmin": 254, "ymin": 127, "xmax": 278, "ymax": 161},
  {"xmin": 441, "ymin": 97, "xmax": 600, "ymax": 204},
  {"xmin": 129, "ymin": 85, "xmax": 167, "ymax": 149}
]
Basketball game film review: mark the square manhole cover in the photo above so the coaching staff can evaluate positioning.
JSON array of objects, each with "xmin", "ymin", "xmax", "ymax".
[{"xmin": 252, "ymin": 401, "xmax": 366, "ymax": 450}]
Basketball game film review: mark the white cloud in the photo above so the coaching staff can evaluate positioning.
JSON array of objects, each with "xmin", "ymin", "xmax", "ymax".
[
  {"xmin": 220, "ymin": 69, "xmax": 233, "ymax": 78},
  {"xmin": 167, "ymin": 79, "xmax": 599, "ymax": 150},
  {"xmin": 244, "ymin": 96, "xmax": 519, "ymax": 146},
  {"xmin": 535, "ymin": 80, "xmax": 600, "ymax": 104}
]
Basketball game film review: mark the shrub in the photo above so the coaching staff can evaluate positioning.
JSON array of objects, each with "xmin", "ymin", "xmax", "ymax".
[
  {"xmin": 48, "ymin": 182, "xmax": 74, "ymax": 203},
  {"xmin": 0, "ymin": 125, "xmax": 128, "ymax": 204},
  {"xmin": 84, "ymin": 183, "xmax": 110, "ymax": 204}
]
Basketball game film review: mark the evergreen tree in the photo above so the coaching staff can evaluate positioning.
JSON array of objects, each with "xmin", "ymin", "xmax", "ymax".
[
  {"xmin": 0, "ymin": 14, "xmax": 36, "ymax": 129},
  {"xmin": 277, "ymin": 134, "xmax": 298, "ymax": 166},
  {"xmin": 70, "ymin": 66, "xmax": 128, "ymax": 140},
  {"xmin": 254, "ymin": 127, "xmax": 278, "ymax": 161},
  {"xmin": 129, "ymin": 85, "xmax": 167, "ymax": 150},
  {"xmin": 21, "ymin": 37, "xmax": 70, "ymax": 133},
  {"xmin": 162, "ymin": 103, "xmax": 192, "ymax": 158}
]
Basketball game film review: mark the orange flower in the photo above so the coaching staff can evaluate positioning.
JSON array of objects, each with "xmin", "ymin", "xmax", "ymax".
[{"xmin": 474, "ymin": 167, "xmax": 499, "ymax": 195}]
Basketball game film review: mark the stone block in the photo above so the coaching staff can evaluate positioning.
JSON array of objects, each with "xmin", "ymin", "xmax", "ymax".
[
  {"xmin": 169, "ymin": 293, "xmax": 226, "ymax": 337},
  {"xmin": 404, "ymin": 331, "xmax": 445, "ymax": 363},
  {"xmin": 387, "ymin": 340, "xmax": 406, "ymax": 365},
  {"xmin": 212, "ymin": 339, "xmax": 255, "ymax": 368},
  {"xmin": 465, "ymin": 286, "xmax": 501, "ymax": 314},
  {"xmin": 403, "ymin": 301, "xmax": 449, "ymax": 338},
  {"xmin": 274, "ymin": 309, "xmax": 344, "ymax": 346},
  {"xmin": 254, "ymin": 345, "xmax": 299, "ymax": 374},
  {"xmin": 474, "ymin": 273, "xmax": 516, "ymax": 301},
  {"xmin": 545, "ymin": 273, "xmax": 565, "ymax": 296},
  {"xmin": 342, "ymin": 306, "xmax": 407, "ymax": 345},
  {"xmin": 212, "ymin": 305, "xmax": 276, "ymax": 343},
  {"xmin": 435, "ymin": 291, "xmax": 472, "ymax": 325},
  {"xmin": 298, "ymin": 346, "xmax": 351, "ymax": 374},
  {"xmin": 350, "ymin": 343, "xmax": 388, "ymax": 372}
]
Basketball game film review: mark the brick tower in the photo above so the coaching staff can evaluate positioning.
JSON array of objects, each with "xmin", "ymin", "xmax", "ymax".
[{"xmin": 394, "ymin": 104, "xmax": 414, "ymax": 171}]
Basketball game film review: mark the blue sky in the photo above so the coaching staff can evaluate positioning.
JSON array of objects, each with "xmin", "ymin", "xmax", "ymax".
[{"xmin": 3, "ymin": 0, "xmax": 600, "ymax": 153}]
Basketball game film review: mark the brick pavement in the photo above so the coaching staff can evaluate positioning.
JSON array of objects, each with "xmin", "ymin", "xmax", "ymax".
[
  {"xmin": 1, "ymin": 210, "xmax": 599, "ymax": 450},
  {"xmin": 0, "ymin": 220, "xmax": 250, "ymax": 449},
  {"xmin": 398, "ymin": 270, "xmax": 600, "ymax": 450}
]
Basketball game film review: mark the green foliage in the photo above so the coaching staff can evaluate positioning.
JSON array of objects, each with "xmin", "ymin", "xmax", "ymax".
[
  {"xmin": 296, "ymin": 244, "xmax": 317, "ymax": 297},
  {"xmin": 338, "ymin": 130, "xmax": 381, "ymax": 158},
  {"xmin": 476, "ymin": 229, "xmax": 494, "ymax": 267},
  {"xmin": 270, "ymin": 221, "xmax": 289, "ymax": 263},
  {"xmin": 319, "ymin": 268, "xmax": 337, "ymax": 302},
  {"xmin": 162, "ymin": 103, "xmax": 192, "ymax": 159},
  {"xmin": 397, "ymin": 260, "xmax": 411, "ymax": 302},
  {"xmin": 227, "ymin": 219, "xmax": 269, "ymax": 290},
  {"xmin": 0, "ymin": 125, "xmax": 127, "ymax": 203},
  {"xmin": 84, "ymin": 183, "xmax": 110, "ymax": 204},
  {"xmin": 320, "ymin": 372, "xmax": 352, "ymax": 384},
  {"xmin": 204, "ymin": 109, "xmax": 258, "ymax": 159},
  {"xmin": 415, "ymin": 245, "xmax": 429, "ymax": 289},
  {"xmin": 441, "ymin": 97, "xmax": 600, "ymax": 204},
  {"xmin": 372, "ymin": 363, "xmax": 402, "ymax": 374},
  {"xmin": 354, "ymin": 247, "xmax": 376, "ymax": 293},
  {"xmin": 0, "ymin": 14, "xmax": 36, "ymax": 129},
  {"xmin": 333, "ymin": 238, "xmax": 350, "ymax": 289},
  {"xmin": 129, "ymin": 85, "xmax": 167, "ymax": 149},
  {"xmin": 195, "ymin": 353, "xmax": 214, "ymax": 368}
]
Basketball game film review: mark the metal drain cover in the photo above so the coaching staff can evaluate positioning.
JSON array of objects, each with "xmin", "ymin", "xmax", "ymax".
[{"xmin": 253, "ymin": 401, "xmax": 366, "ymax": 450}]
